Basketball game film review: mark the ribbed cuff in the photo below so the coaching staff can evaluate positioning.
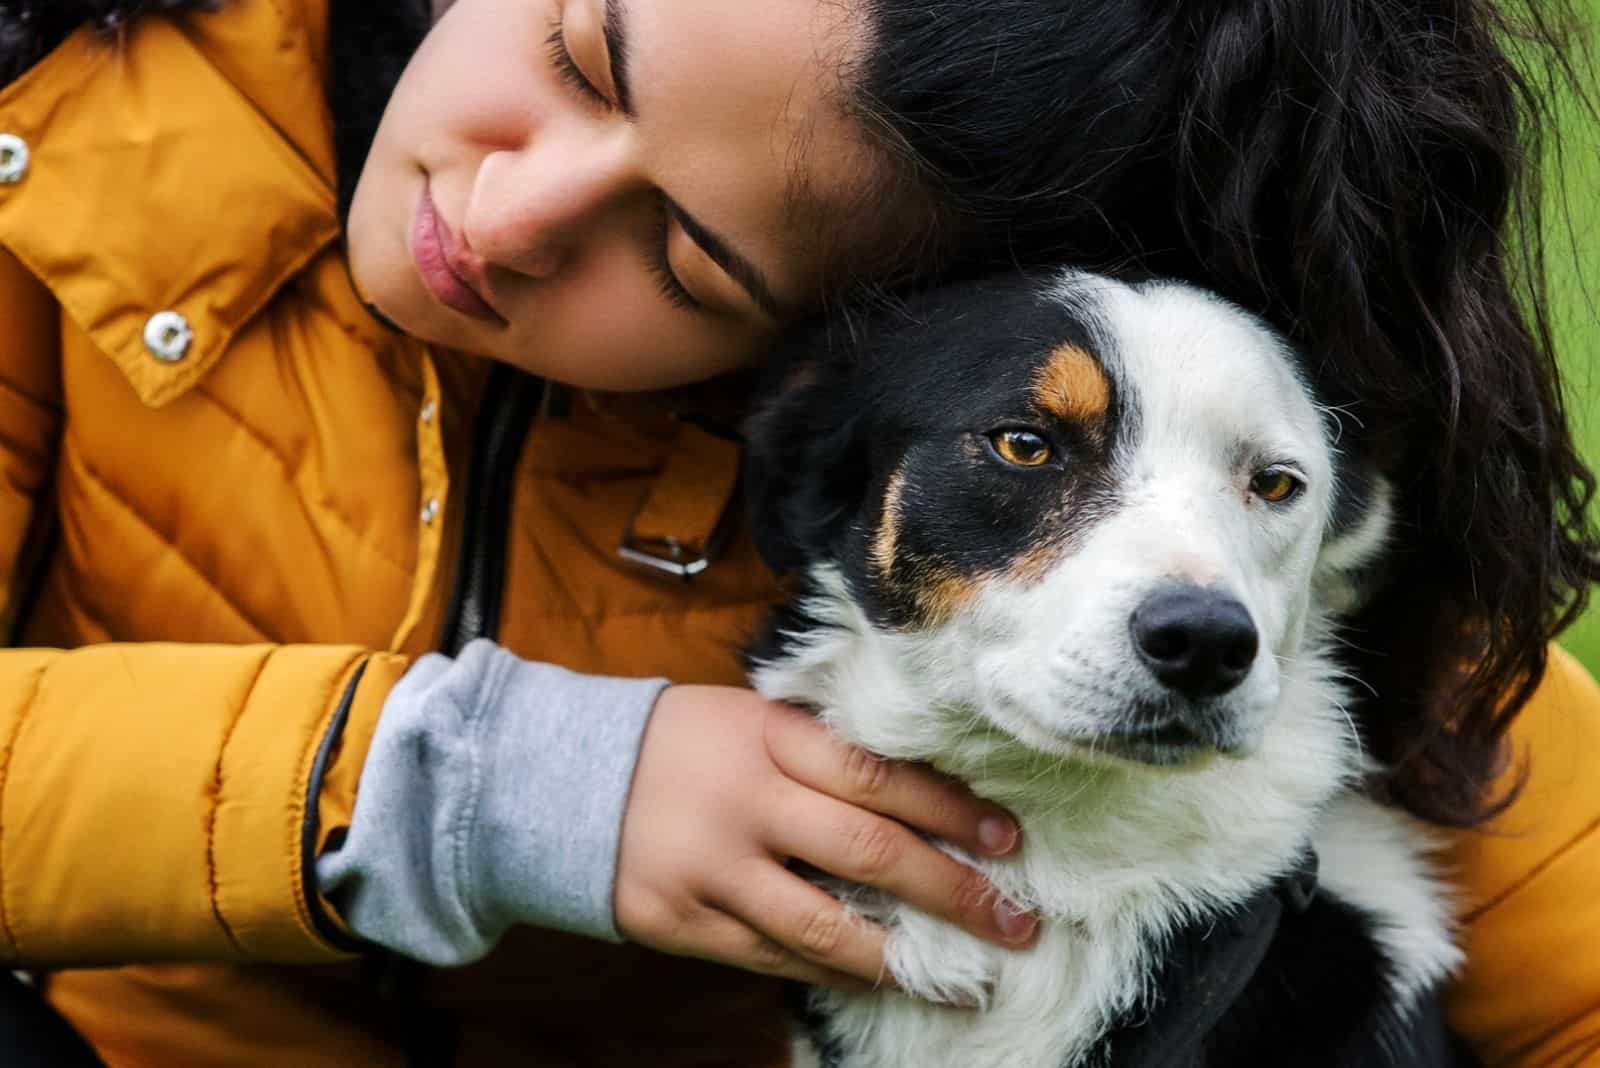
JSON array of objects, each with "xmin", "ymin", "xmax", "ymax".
[{"xmin": 314, "ymin": 640, "xmax": 666, "ymax": 966}]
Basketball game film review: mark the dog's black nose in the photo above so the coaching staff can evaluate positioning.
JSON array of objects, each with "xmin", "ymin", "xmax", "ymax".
[{"xmin": 1130, "ymin": 588, "xmax": 1259, "ymax": 698}]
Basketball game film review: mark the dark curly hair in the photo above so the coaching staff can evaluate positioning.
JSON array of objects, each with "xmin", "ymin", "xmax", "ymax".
[
  {"xmin": 8, "ymin": 0, "xmax": 1595, "ymax": 828},
  {"xmin": 841, "ymin": 0, "xmax": 1600, "ymax": 825},
  {"xmin": 0, "ymin": 1, "xmax": 212, "ymax": 81}
]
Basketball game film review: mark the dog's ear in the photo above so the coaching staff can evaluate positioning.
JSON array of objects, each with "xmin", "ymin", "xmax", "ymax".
[
  {"xmin": 1314, "ymin": 467, "xmax": 1395, "ymax": 616},
  {"xmin": 742, "ymin": 330, "xmax": 871, "ymax": 575}
]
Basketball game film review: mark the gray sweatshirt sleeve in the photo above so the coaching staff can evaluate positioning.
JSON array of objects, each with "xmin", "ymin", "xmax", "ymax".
[{"xmin": 314, "ymin": 639, "xmax": 667, "ymax": 966}]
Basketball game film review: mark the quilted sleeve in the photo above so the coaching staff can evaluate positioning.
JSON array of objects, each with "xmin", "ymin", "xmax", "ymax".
[
  {"xmin": 1443, "ymin": 646, "xmax": 1600, "ymax": 1066},
  {"xmin": 0, "ymin": 643, "xmax": 412, "ymax": 965}
]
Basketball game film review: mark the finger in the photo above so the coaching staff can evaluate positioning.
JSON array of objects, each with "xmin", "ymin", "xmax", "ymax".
[
  {"xmin": 680, "ymin": 914, "xmax": 881, "ymax": 993},
  {"xmin": 771, "ymin": 789, "xmax": 1039, "ymax": 949},
  {"xmin": 763, "ymin": 703, "xmax": 1020, "ymax": 858},
  {"xmin": 715, "ymin": 861, "xmax": 898, "ymax": 988}
]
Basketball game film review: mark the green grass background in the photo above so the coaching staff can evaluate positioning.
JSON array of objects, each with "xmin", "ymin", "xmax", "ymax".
[{"xmin": 1551, "ymin": 11, "xmax": 1600, "ymax": 669}]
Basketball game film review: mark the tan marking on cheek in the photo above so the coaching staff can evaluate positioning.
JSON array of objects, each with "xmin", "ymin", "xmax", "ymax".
[
  {"xmin": 1011, "ymin": 534, "xmax": 1071, "ymax": 587},
  {"xmin": 914, "ymin": 567, "xmax": 983, "ymax": 625},
  {"xmin": 870, "ymin": 468, "xmax": 907, "ymax": 578},
  {"xmin": 1033, "ymin": 344, "xmax": 1111, "ymax": 433}
]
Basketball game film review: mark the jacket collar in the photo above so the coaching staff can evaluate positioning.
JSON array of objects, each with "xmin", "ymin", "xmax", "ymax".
[{"xmin": 0, "ymin": 0, "xmax": 428, "ymax": 409}]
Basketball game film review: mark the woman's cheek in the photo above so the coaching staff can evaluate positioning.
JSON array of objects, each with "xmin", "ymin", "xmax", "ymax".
[{"xmin": 495, "ymin": 273, "xmax": 765, "ymax": 391}]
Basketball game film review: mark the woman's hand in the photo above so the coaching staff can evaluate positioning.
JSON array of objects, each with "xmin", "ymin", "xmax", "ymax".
[{"xmin": 614, "ymin": 685, "xmax": 1037, "ymax": 993}]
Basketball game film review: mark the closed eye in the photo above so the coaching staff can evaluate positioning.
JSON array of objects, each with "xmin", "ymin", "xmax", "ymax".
[
  {"xmin": 645, "ymin": 203, "xmax": 702, "ymax": 311},
  {"xmin": 545, "ymin": 23, "xmax": 611, "ymax": 109},
  {"xmin": 546, "ymin": 20, "xmax": 705, "ymax": 314}
]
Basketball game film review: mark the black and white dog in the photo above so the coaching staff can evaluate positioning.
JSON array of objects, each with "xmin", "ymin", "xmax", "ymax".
[{"xmin": 743, "ymin": 271, "xmax": 1472, "ymax": 1068}]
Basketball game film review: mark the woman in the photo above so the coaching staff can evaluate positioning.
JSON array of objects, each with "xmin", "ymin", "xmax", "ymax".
[{"xmin": 0, "ymin": 0, "xmax": 1594, "ymax": 1064}]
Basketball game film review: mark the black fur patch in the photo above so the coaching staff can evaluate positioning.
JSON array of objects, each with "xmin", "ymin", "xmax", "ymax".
[
  {"xmin": 1102, "ymin": 892, "xmax": 1470, "ymax": 1068},
  {"xmin": 744, "ymin": 273, "xmax": 1133, "ymax": 630}
]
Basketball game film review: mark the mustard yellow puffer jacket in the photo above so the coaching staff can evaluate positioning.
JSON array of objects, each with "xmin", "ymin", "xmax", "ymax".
[{"xmin": 0, "ymin": 2, "xmax": 1595, "ymax": 1065}]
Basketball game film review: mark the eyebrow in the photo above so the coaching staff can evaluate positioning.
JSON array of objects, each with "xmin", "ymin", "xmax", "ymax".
[{"xmin": 603, "ymin": 0, "xmax": 788, "ymax": 321}]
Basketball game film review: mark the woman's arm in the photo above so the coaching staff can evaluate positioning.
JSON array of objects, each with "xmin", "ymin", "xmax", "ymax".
[
  {"xmin": 0, "ymin": 642, "xmax": 411, "ymax": 964},
  {"xmin": 1444, "ymin": 646, "xmax": 1600, "ymax": 1065},
  {"xmin": 0, "ymin": 247, "xmax": 413, "ymax": 968}
]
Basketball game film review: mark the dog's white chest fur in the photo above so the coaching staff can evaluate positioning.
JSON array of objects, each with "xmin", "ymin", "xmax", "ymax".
[{"xmin": 755, "ymin": 573, "xmax": 1460, "ymax": 1068}]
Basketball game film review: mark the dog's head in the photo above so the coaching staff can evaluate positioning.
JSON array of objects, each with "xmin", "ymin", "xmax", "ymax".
[{"xmin": 746, "ymin": 270, "xmax": 1390, "ymax": 768}]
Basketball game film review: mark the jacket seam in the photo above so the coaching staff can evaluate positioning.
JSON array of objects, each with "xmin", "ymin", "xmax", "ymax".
[
  {"xmin": 190, "ymin": 385, "xmax": 413, "ymax": 578},
  {"xmin": 63, "ymin": 443, "xmax": 273, "ymax": 641},
  {"xmin": 1500, "ymin": 996, "xmax": 1600, "ymax": 1066},
  {"xmin": 1463, "ymin": 812, "xmax": 1600, "ymax": 922},
  {"xmin": 0, "ymin": 374, "xmax": 61, "ymax": 420},
  {"xmin": 203, "ymin": 648, "xmax": 274, "ymax": 958},
  {"xmin": 170, "ymin": 3, "xmax": 335, "ymax": 190},
  {"xmin": 0, "ymin": 661, "xmax": 48, "ymax": 959},
  {"xmin": 298, "ymin": 656, "xmax": 370, "ymax": 953},
  {"xmin": 0, "ymin": 378, "xmax": 60, "ymax": 470}
]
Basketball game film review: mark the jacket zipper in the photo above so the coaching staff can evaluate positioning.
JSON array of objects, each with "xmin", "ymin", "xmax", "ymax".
[
  {"xmin": 437, "ymin": 363, "xmax": 545, "ymax": 656},
  {"xmin": 382, "ymin": 362, "xmax": 544, "ymax": 1068}
]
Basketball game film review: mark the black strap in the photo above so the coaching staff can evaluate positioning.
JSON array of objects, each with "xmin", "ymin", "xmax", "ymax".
[
  {"xmin": 1107, "ymin": 849, "xmax": 1320, "ymax": 1068},
  {"xmin": 797, "ymin": 851, "xmax": 1320, "ymax": 1068}
]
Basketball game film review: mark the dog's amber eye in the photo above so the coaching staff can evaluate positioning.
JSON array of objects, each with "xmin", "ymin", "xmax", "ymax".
[
  {"xmin": 990, "ymin": 429, "xmax": 1054, "ymax": 467},
  {"xmin": 1251, "ymin": 467, "xmax": 1303, "ymax": 503}
]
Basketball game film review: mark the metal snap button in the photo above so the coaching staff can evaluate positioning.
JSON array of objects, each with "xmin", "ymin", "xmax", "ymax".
[
  {"xmin": 420, "ymin": 497, "xmax": 440, "ymax": 525},
  {"xmin": 0, "ymin": 134, "xmax": 29, "ymax": 184},
  {"xmin": 143, "ymin": 311, "xmax": 193, "ymax": 362}
]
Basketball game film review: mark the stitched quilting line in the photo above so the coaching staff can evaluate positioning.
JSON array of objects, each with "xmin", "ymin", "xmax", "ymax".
[
  {"xmin": 0, "ymin": 661, "xmax": 47, "ymax": 958},
  {"xmin": 1499, "ymin": 989, "xmax": 1600, "ymax": 1065},
  {"xmin": 0, "ymin": 376, "xmax": 60, "ymax": 470},
  {"xmin": 192, "ymin": 385, "xmax": 413, "ymax": 578},
  {"xmin": 1465, "ymin": 811, "xmax": 1600, "ymax": 923},
  {"xmin": 0, "ymin": 373, "xmax": 59, "ymax": 414},
  {"xmin": 63, "ymin": 444, "xmax": 273, "ymax": 641},
  {"xmin": 203, "ymin": 650, "xmax": 273, "ymax": 958}
]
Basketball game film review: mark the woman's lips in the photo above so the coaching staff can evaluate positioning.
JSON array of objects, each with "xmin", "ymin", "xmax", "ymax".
[{"xmin": 410, "ymin": 182, "xmax": 504, "ymax": 323}]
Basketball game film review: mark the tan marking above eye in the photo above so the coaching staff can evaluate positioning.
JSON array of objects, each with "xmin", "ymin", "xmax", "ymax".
[
  {"xmin": 1251, "ymin": 467, "xmax": 1303, "ymax": 503},
  {"xmin": 1032, "ymin": 343, "xmax": 1111, "ymax": 429},
  {"xmin": 991, "ymin": 429, "xmax": 1054, "ymax": 467},
  {"xmin": 870, "ymin": 468, "xmax": 908, "ymax": 576}
]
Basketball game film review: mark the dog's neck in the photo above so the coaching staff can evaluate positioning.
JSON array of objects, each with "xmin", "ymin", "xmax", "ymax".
[{"xmin": 755, "ymin": 564, "xmax": 1363, "ymax": 1067}]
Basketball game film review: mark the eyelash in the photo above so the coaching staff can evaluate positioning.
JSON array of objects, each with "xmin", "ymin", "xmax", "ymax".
[
  {"xmin": 544, "ymin": 22, "xmax": 701, "ymax": 313},
  {"xmin": 646, "ymin": 205, "xmax": 699, "ymax": 310},
  {"xmin": 543, "ymin": 26, "xmax": 610, "ymax": 109}
]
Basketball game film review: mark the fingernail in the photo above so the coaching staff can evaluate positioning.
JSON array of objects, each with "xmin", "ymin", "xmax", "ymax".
[
  {"xmin": 995, "ymin": 900, "xmax": 1038, "ymax": 943},
  {"xmin": 978, "ymin": 816, "xmax": 1019, "ymax": 856}
]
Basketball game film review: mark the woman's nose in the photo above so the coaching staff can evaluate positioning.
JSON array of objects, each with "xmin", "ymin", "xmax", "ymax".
[{"xmin": 462, "ymin": 126, "xmax": 637, "ymax": 278}]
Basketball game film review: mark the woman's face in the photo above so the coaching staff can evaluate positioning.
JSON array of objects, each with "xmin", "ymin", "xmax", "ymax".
[{"xmin": 348, "ymin": 0, "xmax": 872, "ymax": 391}]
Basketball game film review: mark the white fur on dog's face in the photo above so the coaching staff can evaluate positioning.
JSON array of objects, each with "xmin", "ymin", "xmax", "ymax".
[{"xmin": 964, "ymin": 277, "xmax": 1338, "ymax": 764}]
